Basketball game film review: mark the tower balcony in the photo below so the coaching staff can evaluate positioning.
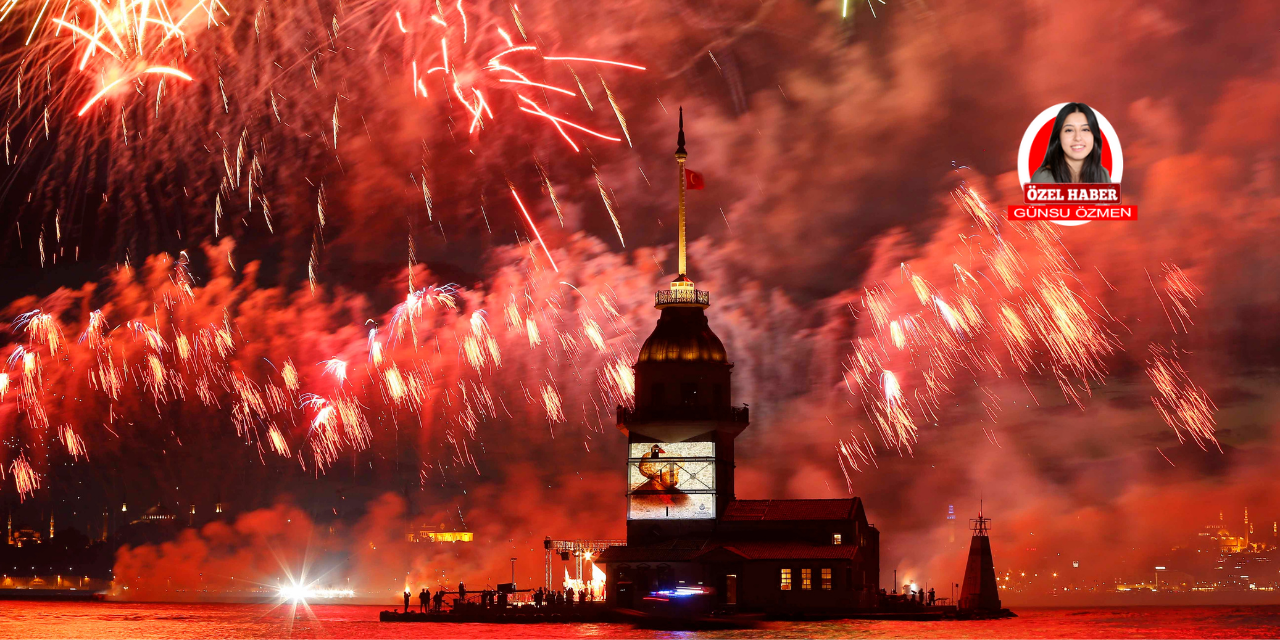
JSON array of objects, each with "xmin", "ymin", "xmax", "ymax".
[
  {"xmin": 655, "ymin": 288, "xmax": 709, "ymax": 308},
  {"xmin": 617, "ymin": 404, "xmax": 748, "ymax": 426}
]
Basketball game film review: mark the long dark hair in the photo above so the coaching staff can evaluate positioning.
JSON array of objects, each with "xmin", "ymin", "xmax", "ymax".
[{"xmin": 1039, "ymin": 103, "xmax": 1107, "ymax": 183}]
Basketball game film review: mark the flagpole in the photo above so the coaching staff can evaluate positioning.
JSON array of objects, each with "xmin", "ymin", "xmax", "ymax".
[{"xmin": 675, "ymin": 107, "xmax": 688, "ymax": 277}]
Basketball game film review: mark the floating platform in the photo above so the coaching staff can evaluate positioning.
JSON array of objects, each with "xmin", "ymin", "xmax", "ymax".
[
  {"xmin": 380, "ymin": 605, "xmax": 616, "ymax": 624},
  {"xmin": 0, "ymin": 589, "xmax": 106, "ymax": 601},
  {"xmin": 767, "ymin": 605, "xmax": 1016, "ymax": 621},
  {"xmin": 379, "ymin": 604, "xmax": 1013, "ymax": 627}
]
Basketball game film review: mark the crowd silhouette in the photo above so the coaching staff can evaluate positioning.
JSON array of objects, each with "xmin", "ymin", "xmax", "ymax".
[{"xmin": 397, "ymin": 582, "xmax": 598, "ymax": 614}]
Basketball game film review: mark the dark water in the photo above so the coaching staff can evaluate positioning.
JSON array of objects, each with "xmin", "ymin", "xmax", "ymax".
[{"xmin": 2, "ymin": 602, "xmax": 1280, "ymax": 638}]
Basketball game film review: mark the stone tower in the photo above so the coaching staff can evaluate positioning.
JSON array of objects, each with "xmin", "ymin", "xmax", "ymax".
[{"xmin": 616, "ymin": 110, "xmax": 749, "ymax": 545}]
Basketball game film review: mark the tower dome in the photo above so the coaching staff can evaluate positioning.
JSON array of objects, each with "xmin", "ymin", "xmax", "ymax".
[{"xmin": 636, "ymin": 306, "xmax": 727, "ymax": 364}]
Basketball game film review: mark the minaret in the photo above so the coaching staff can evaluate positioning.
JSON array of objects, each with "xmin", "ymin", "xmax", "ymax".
[
  {"xmin": 617, "ymin": 111, "xmax": 748, "ymax": 544},
  {"xmin": 49, "ymin": 514, "xmax": 54, "ymax": 539},
  {"xmin": 958, "ymin": 508, "xmax": 1002, "ymax": 612},
  {"xmin": 1245, "ymin": 508, "xmax": 1251, "ymax": 548},
  {"xmin": 947, "ymin": 504, "xmax": 956, "ymax": 544}
]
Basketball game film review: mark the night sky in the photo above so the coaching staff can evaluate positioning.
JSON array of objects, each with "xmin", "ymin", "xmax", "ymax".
[{"xmin": 1, "ymin": 0, "xmax": 1278, "ymax": 596}]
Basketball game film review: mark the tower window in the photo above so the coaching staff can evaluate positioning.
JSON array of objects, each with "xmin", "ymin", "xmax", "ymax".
[
  {"xmin": 821, "ymin": 568, "xmax": 833, "ymax": 590},
  {"xmin": 780, "ymin": 568, "xmax": 792, "ymax": 591},
  {"xmin": 801, "ymin": 568, "xmax": 812, "ymax": 590},
  {"xmin": 832, "ymin": 533, "xmax": 842, "ymax": 545}
]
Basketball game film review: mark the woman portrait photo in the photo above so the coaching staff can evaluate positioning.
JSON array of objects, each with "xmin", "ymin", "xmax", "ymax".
[{"xmin": 1030, "ymin": 102, "xmax": 1113, "ymax": 184}]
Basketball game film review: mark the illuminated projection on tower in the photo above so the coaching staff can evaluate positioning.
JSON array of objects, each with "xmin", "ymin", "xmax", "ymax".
[{"xmin": 627, "ymin": 442, "xmax": 717, "ymax": 519}]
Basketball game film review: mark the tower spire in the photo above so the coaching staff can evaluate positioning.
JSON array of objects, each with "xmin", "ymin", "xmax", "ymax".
[
  {"xmin": 675, "ymin": 107, "xmax": 688, "ymax": 278},
  {"xmin": 655, "ymin": 109, "xmax": 706, "ymax": 309}
]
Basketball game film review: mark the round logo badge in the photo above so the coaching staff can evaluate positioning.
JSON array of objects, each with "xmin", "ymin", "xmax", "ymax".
[{"xmin": 1018, "ymin": 103, "xmax": 1124, "ymax": 226}]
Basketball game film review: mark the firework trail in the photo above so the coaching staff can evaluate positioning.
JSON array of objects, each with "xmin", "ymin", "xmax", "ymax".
[
  {"xmin": 10, "ymin": 455, "xmax": 39, "ymax": 500},
  {"xmin": 1151, "ymin": 262, "xmax": 1202, "ymax": 334},
  {"xmin": 1146, "ymin": 344, "xmax": 1219, "ymax": 450}
]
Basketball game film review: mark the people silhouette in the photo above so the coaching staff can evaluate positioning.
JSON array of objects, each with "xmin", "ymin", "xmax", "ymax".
[
  {"xmin": 419, "ymin": 587, "xmax": 429, "ymax": 612},
  {"xmin": 402, "ymin": 589, "xmax": 410, "ymax": 613}
]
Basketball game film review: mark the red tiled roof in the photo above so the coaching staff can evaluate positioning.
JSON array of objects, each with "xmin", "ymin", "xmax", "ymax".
[
  {"xmin": 593, "ymin": 546, "xmax": 702, "ymax": 563},
  {"xmin": 595, "ymin": 540, "xmax": 863, "ymax": 564},
  {"xmin": 593, "ymin": 538, "xmax": 712, "ymax": 564},
  {"xmin": 720, "ymin": 499, "xmax": 856, "ymax": 521},
  {"xmin": 704, "ymin": 542, "xmax": 863, "ymax": 560}
]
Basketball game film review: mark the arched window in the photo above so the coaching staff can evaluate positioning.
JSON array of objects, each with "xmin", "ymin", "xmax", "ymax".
[
  {"xmin": 650, "ymin": 383, "xmax": 665, "ymax": 407},
  {"xmin": 656, "ymin": 564, "xmax": 673, "ymax": 590},
  {"xmin": 635, "ymin": 564, "xmax": 652, "ymax": 595}
]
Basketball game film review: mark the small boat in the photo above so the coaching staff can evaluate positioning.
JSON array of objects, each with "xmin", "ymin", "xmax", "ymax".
[{"xmin": 613, "ymin": 607, "xmax": 762, "ymax": 630}]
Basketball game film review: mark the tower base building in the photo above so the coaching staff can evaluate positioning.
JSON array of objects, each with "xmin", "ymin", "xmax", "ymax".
[{"xmin": 594, "ymin": 112, "xmax": 879, "ymax": 615}]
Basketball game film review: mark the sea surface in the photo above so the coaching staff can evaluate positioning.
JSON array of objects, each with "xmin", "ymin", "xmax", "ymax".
[{"xmin": 2, "ymin": 602, "xmax": 1280, "ymax": 638}]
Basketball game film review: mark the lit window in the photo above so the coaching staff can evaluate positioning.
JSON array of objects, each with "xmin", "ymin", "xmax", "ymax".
[
  {"xmin": 780, "ymin": 568, "xmax": 792, "ymax": 591},
  {"xmin": 801, "ymin": 568, "xmax": 812, "ymax": 590},
  {"xmin": 821, "ymin": 568, "xmax": 832, "ymax": 590},
  {"xmin": 832, "ymin": 534, "xmax": 842, "ymax": 545}
]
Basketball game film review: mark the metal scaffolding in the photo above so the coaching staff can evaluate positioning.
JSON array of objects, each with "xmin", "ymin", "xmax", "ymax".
[{"xmin": 543, "ymin": 537, "xmax": 626, "ymax": 589}]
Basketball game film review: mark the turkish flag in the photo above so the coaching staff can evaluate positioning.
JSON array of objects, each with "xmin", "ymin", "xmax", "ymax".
[{"xmin": 685, "ymin": 168, "xmax": 705, "ymax": 190}]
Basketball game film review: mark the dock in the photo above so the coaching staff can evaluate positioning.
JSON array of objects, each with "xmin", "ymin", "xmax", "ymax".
[
  {"xmin": 380, "ymin": 603, "xmax": 615, "ymax": 624},
  {"xmin": 379, "ymin": 602, "xmax": 1014, "ymax": 626}
]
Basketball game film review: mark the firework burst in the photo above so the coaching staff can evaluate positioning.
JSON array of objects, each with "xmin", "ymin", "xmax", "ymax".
[{"xmin": 837, "ymin": 185, "xmax": 1212, "ymax": 471}]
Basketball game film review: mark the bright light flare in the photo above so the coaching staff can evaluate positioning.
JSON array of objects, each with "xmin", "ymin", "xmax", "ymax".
[{"xmin": 278, "ymin": 580, "xmax": 355, "ymax": 602}]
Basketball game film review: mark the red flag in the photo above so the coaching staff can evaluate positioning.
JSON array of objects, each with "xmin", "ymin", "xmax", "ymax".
[{"xmin": 685, "ymin": 168, "xmax": 705, "ymax": 190}]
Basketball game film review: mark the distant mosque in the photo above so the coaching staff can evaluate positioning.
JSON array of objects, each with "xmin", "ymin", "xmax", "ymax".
[
  {"xmin": 594, "ymin": 112, "xmax": 880, "ymax": 613},
  {"xmin": 6, "ymin": 513, "xmax": 55, "ymax": 548}
]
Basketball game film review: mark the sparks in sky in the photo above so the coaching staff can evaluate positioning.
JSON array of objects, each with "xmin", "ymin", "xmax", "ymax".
[
  {"xmin": 395, "ymin": 0, "xmax": 640, "ymax": 150},
  {"xmin": 3, "ymin": 0, "xmax": 227, "ymax": 115}
]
